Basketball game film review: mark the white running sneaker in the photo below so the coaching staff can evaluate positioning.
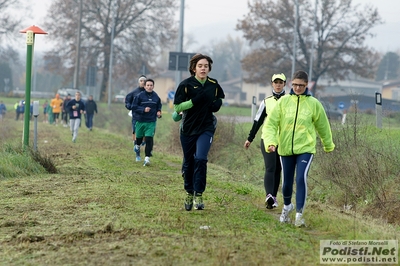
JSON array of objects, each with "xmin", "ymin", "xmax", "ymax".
[
  {"xmin": 143, "ymin": 156, "xmax": 150, "ymax": 166},
  {"xmin": 279, "ymin": 203, "xmax": 294, "ymax": 223},
  {"xmin": 295, "ymin": 212, "xmax": 305, "ymax": 227}
]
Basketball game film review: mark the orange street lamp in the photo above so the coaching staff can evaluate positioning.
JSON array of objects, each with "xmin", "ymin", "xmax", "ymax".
[{"xmin": 20, "ymin": 25, "xmax": 48, "ymax": 148}]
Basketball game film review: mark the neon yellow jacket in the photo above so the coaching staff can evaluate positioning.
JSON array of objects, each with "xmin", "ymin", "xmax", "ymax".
[{"xmin": 262, "ymin": 93, "xmax": 335, "ymax": 156}]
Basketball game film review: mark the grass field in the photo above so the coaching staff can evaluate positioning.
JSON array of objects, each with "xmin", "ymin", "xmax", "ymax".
[{"xmin": 0, "ymin": 99, "xmax": 399, "ymax": 265}]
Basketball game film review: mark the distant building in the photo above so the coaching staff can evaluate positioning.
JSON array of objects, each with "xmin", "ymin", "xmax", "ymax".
[
  {"xmin": 382, "ymin": 80, "xmax": 400, "ymax": 101},
  {"xmin": 317, "ymin": 77, "xmax": 400, "ymax": 112},
  {"xmin": 149, "ymin": 71, "xmax": 400, "ymax": 112}
]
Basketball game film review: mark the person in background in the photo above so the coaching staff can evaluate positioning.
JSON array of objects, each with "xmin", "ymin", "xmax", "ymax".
[
  {"xmin": 244, "ymin": 73, "xmax": 286, "ymax": 209},
  {"xmin": 62, "ymin": 94, "xmax": 71, "ymax": 127},
  {"xmin": 125, "ymin": 75, "xmax": 147, "ymax": 159},
  {"xmin": 0, "ymin": 100, "xmax": 6, "ymax": 121},
  {"xmin": 47, "ymin": 101, "xmax": 54, "ymax": 124},
  {"xmin": 50, "ymin": 93, "xmax": 63, "ymax": 125},
  {"xmin": 15, "ymin": 100, "xmax": 24, "ymax": 121},
  {"xmin": 66, "ymin": 92, "xmax": 86, "ymax": 143},
  {"xmin": 14, "ymin": 101, "xmax": 18, "ymax": 120},
  {"xmin": 132, "ymin": 78, "xmax": 162, "ymax": 166},
  {"xmin": 85, "ymin": 95, "xmax": 98, "ymax": 131},
  {"xmin": 173, "ymin": 53, "xmax": 225, "ymax": 211},
  {"xmin": 43, "ymin": 100, "xmax": 49, "ymax": 123},
  {"xmin": 262, "ymin": 70, "xmax": 335, "ymax": 227}
]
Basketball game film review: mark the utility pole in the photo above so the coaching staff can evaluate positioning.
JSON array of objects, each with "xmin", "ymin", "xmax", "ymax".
[
  {"xmin": 309, "ymin": 0, "xmax": 318, "ymax": 84},
  {"xmin": 73, "ymin": 0, "xmax": 83, "ymax": 90},
  {"xmin": 291, "ymin": 0, "xmax": 299, "ymax": 79},
  {"xmin": 108, "ymin": 1, "xmax": 117, "ymax": 108},
  {"xmin": 175, "ymin": 0, "xmax": 185, "ymax": 88},
  {"xmin": 384, "ymin": 56, "xmax": 389, "ymax": 80}
]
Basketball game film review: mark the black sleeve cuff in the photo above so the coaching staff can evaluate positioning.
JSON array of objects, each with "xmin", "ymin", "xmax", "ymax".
[{"xmin": 210, "ymin": 98, "xmax": 222, "ymax": 112}]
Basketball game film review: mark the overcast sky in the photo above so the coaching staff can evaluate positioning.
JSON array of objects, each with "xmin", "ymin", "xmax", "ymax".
[{"xmin": 21, "ymin": 0, "xmax": 400, "ymax": 53}]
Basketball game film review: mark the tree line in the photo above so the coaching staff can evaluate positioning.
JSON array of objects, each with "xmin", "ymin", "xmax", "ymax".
[{"xmin": 0, "ymin": 0, "xmax": 399, "ymax": 100}]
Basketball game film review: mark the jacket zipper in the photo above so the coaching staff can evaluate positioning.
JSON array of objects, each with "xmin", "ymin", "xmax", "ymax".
[{"xmin": 292, "ymin": 96, "xmax": 300, "ymax": 155}]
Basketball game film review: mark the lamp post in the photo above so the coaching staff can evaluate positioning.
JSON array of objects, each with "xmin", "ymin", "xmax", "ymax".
[{"xmin": 20, "ymin": 25, "xmax": 47, "ymax": 148}]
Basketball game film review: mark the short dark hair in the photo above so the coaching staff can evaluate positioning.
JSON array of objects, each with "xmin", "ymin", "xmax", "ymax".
[
  {"xmin": 292, "ymin": 70, "xmax": 308, "ymax": 83},
  {"xmin": 145, "ymin": 78, "xmax": 155, "ymax": 85},
  {"xmin": 189, "ymin": 53, "xmax": 213, "ymax": 76}
]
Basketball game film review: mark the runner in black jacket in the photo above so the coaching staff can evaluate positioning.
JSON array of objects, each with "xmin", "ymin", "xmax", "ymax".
[
  {"xmin": 174, "ymin": 53, "xmax": 225, "ymax": 211},
  {"xmin": 132, "ymin": 79, "xmax": 162, "ymax": 165},
  {"xmin": 85, "ymin": 95, "xmax": 97, "ymax": 130}
]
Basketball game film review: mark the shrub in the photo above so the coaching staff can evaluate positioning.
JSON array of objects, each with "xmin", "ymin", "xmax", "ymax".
[
  {"xmin": 166, "ymin": 115, "xmax": 237, "ymax": 162},
  {"xmin": 208, "ymin": 116, "xmax": 236, "ymax": 162},
  {"xmin": 311, "ymin": 111, "xmax": 400, "ymax": 223},
  {"xmin": 29, "ymin": 149, "xmax": 58, "ymax": 174},
  {"xmin": 0, "ymin": 144, "xmax": 54, "ymax": 178}
]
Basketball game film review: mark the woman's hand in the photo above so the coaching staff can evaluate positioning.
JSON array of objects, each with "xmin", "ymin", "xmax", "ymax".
[
  {"xmin": 267, "ymin": 145, "xmax": 276, "ymax": 153},
  {"xmin": 244, "ymin": 140, "xmax": 251, "ymax": 149}
]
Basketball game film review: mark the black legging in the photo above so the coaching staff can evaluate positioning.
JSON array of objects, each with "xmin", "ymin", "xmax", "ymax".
[
  {"xmin": 136, "ymin": 136, "xmax": 153, "ymax": 157},
  {"xmin": 260, "ymin": 139, "xmax": 282, "ymax": 197}
]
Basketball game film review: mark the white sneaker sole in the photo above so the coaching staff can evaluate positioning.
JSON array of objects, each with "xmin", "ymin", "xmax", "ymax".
[
  {"xmin": 279, "ymin": 204, "xmax": 294, "ymax": 223},
  {"xmin": 295, "ymin": 221, "xmax": 306, "ymax": 227}
]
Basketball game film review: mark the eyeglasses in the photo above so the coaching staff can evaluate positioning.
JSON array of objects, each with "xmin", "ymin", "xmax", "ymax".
[{"xmin": 292, "ymin": 83, "xmax": 307, "ymax": 89}]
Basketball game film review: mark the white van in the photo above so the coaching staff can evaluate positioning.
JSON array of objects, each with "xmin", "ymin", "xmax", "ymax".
[{"xmin": 57, "ymin": 88, "xmax": 88, "ymax": 102}]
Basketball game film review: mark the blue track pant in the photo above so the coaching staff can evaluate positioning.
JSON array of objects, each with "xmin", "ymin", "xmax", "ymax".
[
  {"xmin": 280, "ymin": 153, "xmax": 313, "ymax": 213},
  {"xmin": 180, "ymin": 131, "xmax": 213, "ymax": 194}
]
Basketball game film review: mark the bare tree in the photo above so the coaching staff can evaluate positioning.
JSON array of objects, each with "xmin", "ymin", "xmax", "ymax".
[
  {"xmin": 43, "ymin": 0, "xmax": 177, "ymax": 101},
  {"xmin": 204, "ymin": 36, "xmax": 246, "ymax": 82},
  {"xmin": 0, "ymin": 0, "xmax": 23, "ymax": 57},
  {"xmin": 375, "ymin": 52, "xmax": 399, "ymax": 81},
  {"xmin": 0, "ymin": 0, "xmax": 26, "ymax": 93},
  {"xmin": 0, "ymin": 0, "xmax": 22, "ymax": 39},
  {"xmin": 237, "ymin": 0, "xmax": 382, "ymax": 95}
]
